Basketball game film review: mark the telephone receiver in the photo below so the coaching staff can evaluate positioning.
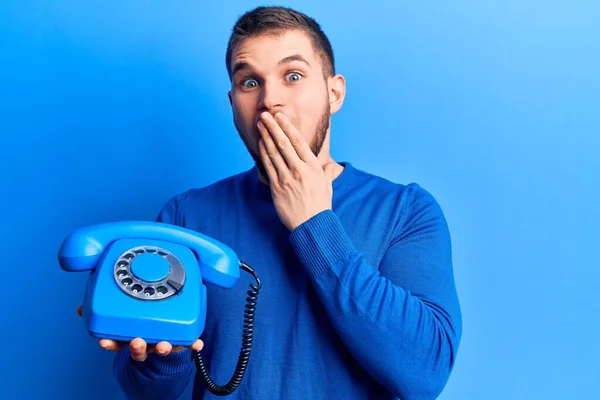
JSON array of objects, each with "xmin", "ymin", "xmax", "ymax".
[
  {"xmin": 58, "ymin": 220, "xmax": 241, "ymax": 288},
  {"xmin": 58, "ymin": 220, "xmax": 261, "ymax": 396}
]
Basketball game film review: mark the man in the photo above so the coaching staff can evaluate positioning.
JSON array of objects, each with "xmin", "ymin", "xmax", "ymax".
[{"xmin": 91, "ymin": 5, "xmax": 462, "ymax": 399}]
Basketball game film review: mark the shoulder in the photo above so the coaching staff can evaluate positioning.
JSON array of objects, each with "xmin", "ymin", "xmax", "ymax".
[
  {"xmin": 345, "ymin": 163, "xmax": 447, "ymax": 234},
  {"xmin": 182, "ymin": 171, "xmax": 245, "ymax": 201},
  {"xmin": 155, "ymin": 169, "xmax": 250, "ymax": 225},
  {"xmin": 347, "ymin": 163, "xmax": 440, "ymax": 209}
]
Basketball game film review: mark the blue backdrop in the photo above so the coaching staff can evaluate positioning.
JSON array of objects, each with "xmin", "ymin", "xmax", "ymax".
[{"xmin": 1, "ymin": 1, "xmax": 598, "ymax": 399}]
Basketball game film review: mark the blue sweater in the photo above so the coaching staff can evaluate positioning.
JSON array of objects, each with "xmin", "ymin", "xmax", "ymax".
[{"xmin": 113, "ymin": 162, "xmax": 462, "ymax": 399}]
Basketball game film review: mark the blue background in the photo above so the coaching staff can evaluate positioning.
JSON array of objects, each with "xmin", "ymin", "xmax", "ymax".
[{"xmin": 1, "ymin": 1, "xmax": 598, "ymax": 399}]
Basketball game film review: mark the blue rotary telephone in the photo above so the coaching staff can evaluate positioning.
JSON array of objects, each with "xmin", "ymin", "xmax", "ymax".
[{"xmin": 58, "ymin": 221, "xmax": 261, "ymax": 396}]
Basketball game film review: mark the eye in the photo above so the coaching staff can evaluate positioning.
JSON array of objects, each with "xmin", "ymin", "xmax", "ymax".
[
  {"xmin": 286, "ymin": 72, "xmax": 302, "ymax": 82},
  {"xmin": 241, "ymin": 78, "xmax": 259, "ymax": 88}
]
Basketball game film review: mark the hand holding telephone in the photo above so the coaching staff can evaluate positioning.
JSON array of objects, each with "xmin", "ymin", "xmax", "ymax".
[{"xmin": 58, "ymin": 221, "xmax": 261, "ymax": 396}]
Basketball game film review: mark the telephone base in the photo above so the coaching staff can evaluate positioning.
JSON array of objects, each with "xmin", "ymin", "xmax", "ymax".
[{"xmin": 81, "ymin": 238, "xmax": 207, "ymax": 347}]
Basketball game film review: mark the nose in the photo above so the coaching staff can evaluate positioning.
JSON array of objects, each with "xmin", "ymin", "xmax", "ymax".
[{"xmin": 258, "ymin": 80, "xmax": 284, "ymax": 112}]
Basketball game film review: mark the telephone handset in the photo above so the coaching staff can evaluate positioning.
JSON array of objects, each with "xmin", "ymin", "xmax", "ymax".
[{"xmin": 58, "ymin": 221, "xmax": 261, "ymax": 396}]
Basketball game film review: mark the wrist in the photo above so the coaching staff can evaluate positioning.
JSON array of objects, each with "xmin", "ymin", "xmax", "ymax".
[{"xmin": 290, "ymin": 207, "xmax": 331, "ymax": 231}]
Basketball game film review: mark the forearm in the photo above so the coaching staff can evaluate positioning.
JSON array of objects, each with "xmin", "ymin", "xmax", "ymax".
[
  {"xmin": 290, "ymin": 210, "xmax": 461, "ymax": 400},
  {"xmin": 113, "ymin": 348, "xmax": 193, "ymax": 400}
]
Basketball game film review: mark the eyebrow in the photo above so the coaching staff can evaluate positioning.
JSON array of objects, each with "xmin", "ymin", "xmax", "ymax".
[
  {"xmin": 278, "ymin": 54, "xmax": 311, "ymax": 68},
  {"xmin": 231, "ymin": 54, "xmax": 311, "ymax": 77},
  {"xmin": 231, "ymin": 61, "xmax": 251, "ymax": 77}
]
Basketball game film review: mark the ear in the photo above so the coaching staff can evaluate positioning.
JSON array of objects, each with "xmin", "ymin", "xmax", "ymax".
[
  {"xmin": 327, "ymin": 74, "xmax": 346, "ymax": 115},
  {"xmin": 228, "ymin": 90, "xmax": 233, "ymax": 106}
]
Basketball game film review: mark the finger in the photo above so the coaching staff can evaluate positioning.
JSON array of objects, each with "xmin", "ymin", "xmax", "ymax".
[
  {"xmin": 260, "ymin": 112, "xmax": 301, "ymax": 169},
  {"xmin": 154, "ymin": 341, "xmax": 172, "ymax": 356},
  {"xmin": 257, "ymin": 119, "xmax": 289, "ymax": 173},
  {"xmin": 258, "ymin": 138, "xmax": 279, "ymax": 184},
  {"xmin": 273, "ymin": 112, "xmax": 316, "ymax": 164},
  {"xmin": 130, "ymin": 338, "xmax": 148, "ymax": 362},
  {"xmin": 170, "ymin": 338, "xmax": 203, "ymax": 353},
  {"xmin": 265, "ymin": 112, "xmax": 314, "ymax": 169},
  {"xmin": 189, "ymin": 339, "xmax": 204, "ymax": 351},
  {"xmin": 99, "ymin": 339, "xmax": 125, "ymax": 352}
]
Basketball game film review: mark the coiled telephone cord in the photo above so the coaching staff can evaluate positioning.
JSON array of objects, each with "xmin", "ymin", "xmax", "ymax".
[{"xmin": 192, "ymin": 260, "xmax": 261, "ymax": 396}]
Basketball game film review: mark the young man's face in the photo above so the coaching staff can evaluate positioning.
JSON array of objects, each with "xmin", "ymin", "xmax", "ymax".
[{"xmin": 228, "ymin": 29, "xmax": 342, "ymax": 178}]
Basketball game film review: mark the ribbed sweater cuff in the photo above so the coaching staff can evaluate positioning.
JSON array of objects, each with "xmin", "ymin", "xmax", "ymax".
[
  {"xmin": 289, "ymin": 210, "xmax": 357, "ymax": 278},
  {"xmin": 116, "ymin": 347, "xmax": 191, "ymax": 376}
]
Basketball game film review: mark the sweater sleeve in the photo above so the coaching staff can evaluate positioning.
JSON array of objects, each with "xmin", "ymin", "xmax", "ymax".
[
  {"xmin": 113, "ymin": 349, "xmax": 194, "ymax": 400},
  {"xmin": 111, "ymin": 193, "xmax": 195, "ymax": 399},
  {"xmin": 289, "ymin": 184, "xmax": 462, "ymax": 400}
]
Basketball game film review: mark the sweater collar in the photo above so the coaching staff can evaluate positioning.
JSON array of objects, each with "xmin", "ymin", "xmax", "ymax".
[{"xmin": 243, "ymin": 162, "xmax": 354, "ymax": 203}]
